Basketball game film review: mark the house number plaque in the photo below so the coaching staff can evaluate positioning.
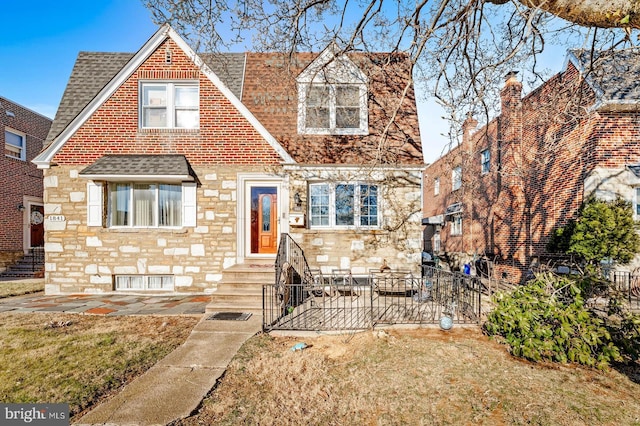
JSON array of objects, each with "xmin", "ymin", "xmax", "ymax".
[{"xmin": 47, "ymin": 215, "xmax": 66, "ymax": 222}]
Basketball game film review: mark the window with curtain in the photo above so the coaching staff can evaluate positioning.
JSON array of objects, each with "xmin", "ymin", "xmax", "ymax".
[
  {"xmin": 309, "ymin": 182, "xmax": 379, "ymax": 228},
  {"xmin": 108, "ymin": 183, "xmax": 182, "ymax": 227},
  {"xmin": 5, "ymin": 128, "xmax": 25, "ymax": 160}
]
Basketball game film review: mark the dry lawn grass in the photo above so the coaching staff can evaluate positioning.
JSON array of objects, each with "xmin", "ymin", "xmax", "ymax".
[
  {"xmin": 0, "ymin": 280, "xmax": 44, "ymax": 298},
  {"xmin": 0, "ymin": 312, "xmax": 198, "ymax": 420},
  {"xmin": 176, "ymin": 327, "xmax": 640, "ymax": 425}
]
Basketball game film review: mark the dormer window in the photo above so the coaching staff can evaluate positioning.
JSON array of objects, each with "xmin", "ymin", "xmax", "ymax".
[
  {"xmin": 303, "ymin": 84, "xmax": 366, "ymax": 133},
  {"xmin": 140, "ymin": 82, "xmax": 199, "ymax": 129},
  {"xmin": 297, "ymin": 46, "xmax": 368, "ymax": 135}
]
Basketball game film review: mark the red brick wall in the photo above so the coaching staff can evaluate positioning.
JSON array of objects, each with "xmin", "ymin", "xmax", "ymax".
[
  {"xmin": 53, "ymin": 39, "xmax": 283, "ymax": 167},
  {"xmin": 0, "ymin": 97, "xmax": 51, "ymax": 252},
  {"xmin": 423, "ymin": 62, "xmax": 640, "ymax": 283}
]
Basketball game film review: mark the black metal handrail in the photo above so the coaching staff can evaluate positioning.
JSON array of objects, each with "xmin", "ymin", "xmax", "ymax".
[
  {"xmin": 272, "ymin": 234, "xmax": 316, "ymax": 313},
  {"xmin": 31, "ymin": 246, "xmax": 44, "ymax": 272}
]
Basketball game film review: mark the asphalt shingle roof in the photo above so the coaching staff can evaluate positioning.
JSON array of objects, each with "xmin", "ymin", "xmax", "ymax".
[
  {"xmin": 46, "ymin": 52, "xmax": 246, "ymax": 146},
  {"xmin": 570, "ymin": 48, "xmax": 640, "ymax": 105},
  {"xmin": 46, "ymin": 52, "xmax": 133, "ymax": 146},
  {"xmin": 78, "ymin": 154, "xmax": 197, "ymax": 179}
]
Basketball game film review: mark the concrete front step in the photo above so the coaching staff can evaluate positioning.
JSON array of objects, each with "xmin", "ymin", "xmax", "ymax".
[{"xmin": 206, "ymin": 261, "xmax": 275, "ymax": 314}]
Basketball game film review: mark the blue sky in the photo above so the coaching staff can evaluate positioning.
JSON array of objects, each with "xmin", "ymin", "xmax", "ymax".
[
  {"xmin": 0, "ymin": 1, "xmax": 157, "ymax": 119},
  {"xmin": 0, "ymin": 1, "xmax": 570, "ymax": 163}
]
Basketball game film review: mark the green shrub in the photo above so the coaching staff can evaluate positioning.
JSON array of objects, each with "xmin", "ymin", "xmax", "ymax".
[
  {"xmin": 548, "ymin": 197, "xmax": 640, "ymax": 269},
  {"xmin": 483, "ymin": 273, "xmax": 623, "ymax": 369}
]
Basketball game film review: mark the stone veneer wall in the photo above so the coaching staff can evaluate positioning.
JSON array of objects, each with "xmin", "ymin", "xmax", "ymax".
[
  {"xmin": 288, "ymin": 167, "xmax": 423, "ymax": 276},
  {"xmin": 44, "ymin": 163, "xmax": 423, "ymax": 293},
  {"xmin": 43, "ymin": 164, "xmax": 265, "ymax": 294}
]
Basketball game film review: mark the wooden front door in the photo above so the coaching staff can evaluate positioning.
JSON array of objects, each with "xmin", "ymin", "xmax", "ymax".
[
  {"xmin": 251, "ymin": 187, "xmax": 278, "ymax": 254},
  {"xmin": 29, "ymin": 204, "xmax": 44, "ymax": 247}
]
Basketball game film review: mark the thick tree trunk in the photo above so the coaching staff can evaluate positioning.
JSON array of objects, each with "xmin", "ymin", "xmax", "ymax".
[{"xmin": 488, "ymin": 0, "xmax": 640, "ymax": 29}]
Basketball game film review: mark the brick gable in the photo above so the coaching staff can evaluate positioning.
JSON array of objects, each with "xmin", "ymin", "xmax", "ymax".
[{"xmin": 52, "ymin": 39, "xmax": 283, "ymax": 167}]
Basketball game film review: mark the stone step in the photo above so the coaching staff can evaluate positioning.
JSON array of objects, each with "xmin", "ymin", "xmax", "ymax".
[
  {"xmin": 206, "ymin": 261, "xmax": 275, "ymax": 314},
  {"xmin": 216, "ymin": 281, "xmax": 270, "ymax": 294},
  {"xmin": 220, "ymin": 271, "xmax": 274, "ymax": 282}
]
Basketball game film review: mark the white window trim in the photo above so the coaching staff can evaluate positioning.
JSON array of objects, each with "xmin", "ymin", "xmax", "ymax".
[
  {"xmin": 433, "ymin": 232, "xmax": 441, "ymax": 252},
  {"xmin": 481, "ymin": 149, "xmax": 490, "ymax": 174},
  {"xmin": 635, "ymin": 187, "xmax": 640, "ymax": 221},
  {"xmin": 450, "ymin": 214, "xmax": 463, "ymax": 236},
  {"xmin": 434, "ymin": 177, "xmax": 440, "ymax": 196},
  {"xmin": 452, "ymin": 166, "xmax": 462, "ymax": 191},
  {"xmin": 297, "ymin": 82, "xmax": 368, "ymax": 135},
  {"xmin": 87, "ymin": 181, "xmax": 196, "ymax": 228},
  {"xmin": 139, "ymin": 81, "xmax": 199, "ymax": 129},
  {"xmin": 5, "ymin": 127, "xmax": 26, "ymax": 161},
  {"xmin": 308, "ymin": 182, "xmax": 380, "ymax": 229},
  {"xmin": 115, "ymin": 275, "xmax": 174, "ymax": 291}
]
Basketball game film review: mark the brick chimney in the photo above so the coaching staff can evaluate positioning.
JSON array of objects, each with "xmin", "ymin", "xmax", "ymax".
[
  {"xmin": 499, "ymin": 70, "xmax": 522, "ymax": 147},
  {"xmin": 462, "ymin": 113, "xmax": 478, "ymax": 155},
  {"xmin": 500, "ymin": 71, "xmax": 522, "ymax": 115}
]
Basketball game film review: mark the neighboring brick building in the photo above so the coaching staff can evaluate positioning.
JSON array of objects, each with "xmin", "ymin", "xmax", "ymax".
[
  {"xmin": 423, "ymin": 49, "xmax": 640, "ymax": 283},
  {"xmin": 0, "ymin": 96, "xmax": 51, "ymax": 267},
  {"xmin": 34, "ymin": 25, "xmax": 424, "ymax": 295}
]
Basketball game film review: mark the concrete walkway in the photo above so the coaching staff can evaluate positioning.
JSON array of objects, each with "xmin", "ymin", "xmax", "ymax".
[
  {"xmin": 0, "ymin": 291, "xmax": 210, "ymax": 316},
  {"xmin": 0, "ymin": 281, "xmax": 262, "ymax": 425},
  {"xmin": 75, "ymin": 313, "xmax": 262, "ymax": 426}
]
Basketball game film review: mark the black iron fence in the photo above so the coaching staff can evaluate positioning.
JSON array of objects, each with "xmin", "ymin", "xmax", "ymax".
[
  {"xmin": 263, "ymin": 262, "xmax": 483, "ymax": 332},
  {"xmin": 611, "ymin": 271, "xmax": 640, "ymax": 311},
  {"xmin": 372, "ymin": 267, "xmax": 482, "ymax": 327}
]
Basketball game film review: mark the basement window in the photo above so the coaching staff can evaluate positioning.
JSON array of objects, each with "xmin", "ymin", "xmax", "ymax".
[{"xmin": 115, "ymin": 275, "xmax": 174, "ymax": 291}]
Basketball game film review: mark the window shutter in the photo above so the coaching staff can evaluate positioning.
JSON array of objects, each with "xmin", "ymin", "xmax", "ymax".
[
  {"xmin": 182, "ymin": 182, "xmax": 197, "ymax": 227},
  {"xmin": 87, "ymin": 181, "xmax": 103, "ymax": 227}
]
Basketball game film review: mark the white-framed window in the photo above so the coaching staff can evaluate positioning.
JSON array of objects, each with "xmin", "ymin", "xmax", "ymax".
[
  {"xmin": 5, "ymin": 128, "xmax": 26, "ymax": 160},
  {"xmin": 481, "ymin": 149, "xmax": 490, "ymax": 174},
  {"xmin": 87, "ymin": 181, "xmax": 196, "ymax": 228},
  {"xmin": 140, "ymin": 82, "xmax": 199, "ymax": 129},
  {"xmin": 434, "ymin": 177, "xmax": 440, "ymax": 195},
  {"xmin": 108, "ymin": 183, "xmax": 182, "ymax": 228},
  {"xmin": 300, "ymin": 83, "xmax": 368, "ymax": 135},
  {"xmin": 450, "ymin": 214, "xmax": 462, "ymax": 236},
  {"xmin": 433, "ymin": 232, "xmax": 441, "ymax": 252},
  {"xmin": 309, "ymin": 182, "xmax": 379, "ymax": 228},
  {"xmin": 452, "ymin": 166, "xmax": 462, "ymax": 191},
  {"xmin": 635, "ymin": 187, "xmax": 640, "ymax": 219},
  {"xmin": 115, "ymin": 275, "xmax": 174, "ymax": 291}
]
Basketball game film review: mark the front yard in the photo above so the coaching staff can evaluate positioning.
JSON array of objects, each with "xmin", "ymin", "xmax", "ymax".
[
  {"xmin": 1, "ymin": 283, "xmax": 639, "ymax": 424},
  {"xmin": 174, "ymin": 327, "xmax": 640, "ymax": 425},
  {"xmin": 0, "ymin": 312, "xmax": 198, "ymax": 420}
]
